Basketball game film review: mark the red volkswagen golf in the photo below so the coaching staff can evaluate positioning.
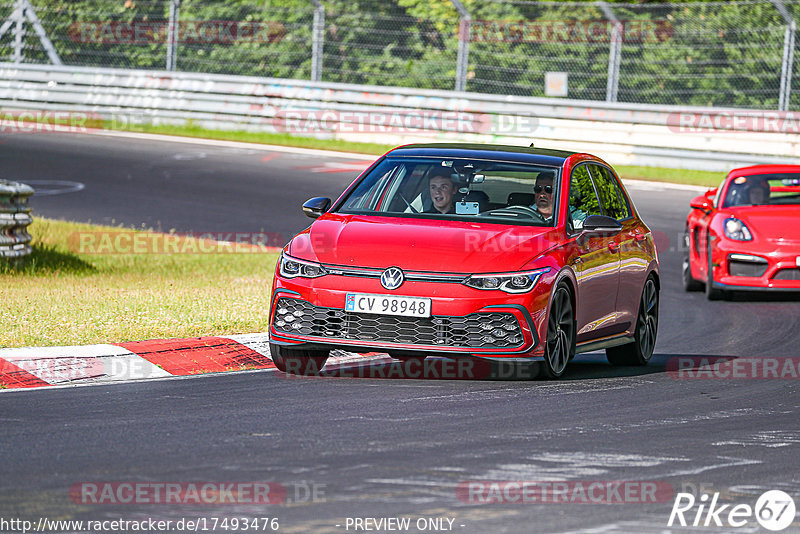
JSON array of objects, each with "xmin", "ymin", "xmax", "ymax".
[
  {"xmin": 684, "ymin": 164, "xmax": 800, "ymax": 299},
  {"xmin": 269, "ymin": 144, "xmax": 660, "ymax": 378}
]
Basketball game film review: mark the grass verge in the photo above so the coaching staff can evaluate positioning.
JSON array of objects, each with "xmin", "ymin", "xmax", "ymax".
[
  {"xmin": 0, "ymin": 218, "xmax": 278, "ymax": 348},
  {"xmin": 124, "ymin": 123, "xmax": 724, "ymax": 188}
]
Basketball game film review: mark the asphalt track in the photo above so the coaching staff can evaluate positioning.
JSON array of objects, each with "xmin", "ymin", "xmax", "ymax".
[{"xmin": 2, "ymin": 132, "xmax": 800, "ymax": 533}]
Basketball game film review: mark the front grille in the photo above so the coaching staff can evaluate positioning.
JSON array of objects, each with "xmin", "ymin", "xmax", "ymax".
[
  {"xmin": 728, "ymin": 259, "xmax": 768, "ymax": 277},
  {"xmin": 773, "ymin": 268, "xmax": 800, "ymax": 281},
  {"xmin": 272, "ymin": 297, "xmax": 524, "ymax": 348}
]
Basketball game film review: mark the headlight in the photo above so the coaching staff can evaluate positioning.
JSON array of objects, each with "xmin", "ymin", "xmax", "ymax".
[
  {"xmin": 278, "ymin": 253, "xmax": 328, "ymax": 278},
  {"xmin": 723, "ymin": 217, "xmax": 752, "ymax": 241},
  {"xmin": 463, "ymin": 267, "xmax": 550, "ymax": 294}
]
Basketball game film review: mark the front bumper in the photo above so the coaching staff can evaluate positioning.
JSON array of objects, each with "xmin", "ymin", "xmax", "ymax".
[
  {"xmin": 268, "ymin": 275, "xmax": 547, "ymax": 358},
  {"xmin": 711, "ymin": 239, "xmax": 800, "ymax": 291}
]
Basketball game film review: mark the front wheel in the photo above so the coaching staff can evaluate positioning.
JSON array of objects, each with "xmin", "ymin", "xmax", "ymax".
[
  {"xmin": 705, "ymin": 236, "xmax": 725, "ymax": 301},
  {"xmin": 540, "ymin": 284, "xmax": 575, "ymax": 379},
  {"xmin": 607, "ymin": 276, "xmax": 658, "ymax": 366},
  {"xmin": 682, "ymin": 231, "xmax": 703, "ymax": 292},
  {"xmin": 269, "ymin": 343, "xmax": 329, "ymax": 375}
]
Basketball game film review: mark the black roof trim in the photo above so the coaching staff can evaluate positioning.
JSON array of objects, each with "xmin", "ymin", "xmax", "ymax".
[{"xmin": 388, "ymin": 143, "xmax": 577, "ymax": 160}]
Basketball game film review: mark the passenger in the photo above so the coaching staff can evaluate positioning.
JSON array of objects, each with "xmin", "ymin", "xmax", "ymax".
[{"xmin": 426, "ymin": 170, "xmax": 457, "ymax": 214}]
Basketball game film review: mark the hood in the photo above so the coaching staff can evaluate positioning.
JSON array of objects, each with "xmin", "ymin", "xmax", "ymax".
[
  {"xmin": 726, "ymin": 206, "xmax": 800, "ymax": 243},
  {"xmin": 288, "ymin": 213, "xmax": 558, "ymax": 273}
]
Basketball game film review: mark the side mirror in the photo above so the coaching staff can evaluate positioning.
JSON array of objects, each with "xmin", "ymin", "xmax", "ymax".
[
  {"xmin": 582, "ymin": 214, "xmax": 622, "ymax": 235},
  {"xmin": 302, "ymin": 197, "xmax": 331, "ymax": 219},
  {"xmin": 689, "ymin": 194, "xmax": 712, "ymax": 213}
]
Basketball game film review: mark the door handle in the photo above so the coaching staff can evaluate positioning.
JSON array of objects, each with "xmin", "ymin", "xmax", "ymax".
[{"xmin": 608, "ymin": 242, "xmax": 620, "ymax": 253}]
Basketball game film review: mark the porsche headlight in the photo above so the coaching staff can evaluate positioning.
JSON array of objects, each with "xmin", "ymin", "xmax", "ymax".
[
  {"xmin": 279, "ymin": 253, "xmax": 328, "ymax": 278},
  {"xmin": 463, "ymin": 267, "xmax": 550, "ymax": 294},
  {"xmin": 724, "ymin": 217, "xmax": 752, "ymax": 241}
]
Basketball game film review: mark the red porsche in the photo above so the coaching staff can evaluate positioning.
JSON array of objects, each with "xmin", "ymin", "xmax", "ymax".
[
  {"xmin": 684, "ymin": 164, "xmax": 800, "ymax": 299},
  {"xmin": 269, "ymin": 144, "xmax": 660, "ymax": 378}
]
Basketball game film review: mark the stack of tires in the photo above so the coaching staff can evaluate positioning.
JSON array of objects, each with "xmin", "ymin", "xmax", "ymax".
[{"xmin": 0, "ymin": 180, "xmax": 35, "ymax": 259}]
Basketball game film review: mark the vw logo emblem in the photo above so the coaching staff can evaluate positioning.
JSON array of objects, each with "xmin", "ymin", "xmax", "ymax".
[{"xmin": 381, "ymin": 267, "xmax": 404, "ymax": 290}]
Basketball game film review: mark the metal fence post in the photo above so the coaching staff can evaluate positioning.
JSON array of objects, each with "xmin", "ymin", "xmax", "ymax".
[
  {"xmin": 13, "ymin": 0, "xmax": 24, "ymax": 64},
  {"xmin": 449, "ymin": 0, "xmax": 470, "ymax": 92},
  {"xmin": 166, "ymin": 0, "xmax": 181, "ymax": 71},
  {"xmin": 771, "ymin": 0, "xmax": 795, "ymax": 111},
  {"xmin": 597, "ymin": 1, "xmax": 621, "ymax": 103},
  {"xmin": 310, "ymin": 0, "xmax": 324, "ymax": 82}
]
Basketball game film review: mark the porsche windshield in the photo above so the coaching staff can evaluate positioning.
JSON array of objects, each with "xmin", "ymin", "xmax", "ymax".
[
  {"xmin": 723, "ymin": 173, "xmax": 800, "ymax": 208},
  {"xmin": 337, "ymin": 157, "xmax": 561, "ymax": 226}
]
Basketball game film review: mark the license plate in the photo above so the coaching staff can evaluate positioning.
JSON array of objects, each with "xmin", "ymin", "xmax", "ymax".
[
  {"xmin": 797, "ymin": 256, "xmax": 800, "ymax": 268},
  {"xmin": 345, "ymin": 293, "xmax": 431, "ymax": 318}
]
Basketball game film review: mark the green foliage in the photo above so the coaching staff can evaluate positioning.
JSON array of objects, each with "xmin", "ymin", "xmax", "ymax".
[{"xmin": 6, "ymin": 0, "xmax": 796, "ymax": 108}]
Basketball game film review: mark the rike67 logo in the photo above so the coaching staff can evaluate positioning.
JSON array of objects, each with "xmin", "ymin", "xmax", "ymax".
[{"xmin": 668, "ymin": 490, "xmax": 796, "ymax": 531}]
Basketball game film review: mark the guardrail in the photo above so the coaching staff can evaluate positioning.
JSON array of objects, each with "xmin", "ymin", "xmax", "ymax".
[
  {"xmin": 0, "ymin": 180, "xmax": 34, "ymax": 259},
  {"xmin": 1, "ymin": 63, "xmax": 799, "ymax": 172}
]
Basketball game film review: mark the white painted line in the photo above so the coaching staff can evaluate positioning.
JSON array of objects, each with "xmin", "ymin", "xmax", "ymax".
[
  {"xmin": 80, "ymin": 129, "xmax": 379, "ymax": 160},
  {"xmin": 0, "ymin": 344, "xmax": 171, "ymax": 385},
  {"xmin": 79, "ymin": 129, "xmax": 714, "ymax": 191},
  {"xmin": 623, "ymin": 178, "xmax": 710, "ymax": 193}
]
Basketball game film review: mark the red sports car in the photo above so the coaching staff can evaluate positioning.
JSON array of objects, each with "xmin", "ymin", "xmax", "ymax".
[
  {"xmin": 269, "ymin": 144, "xmax": 660, "ymax": 378},
  {"xmin": 684, "ymin": 164, "xmax": 800, "ymax": 299}
]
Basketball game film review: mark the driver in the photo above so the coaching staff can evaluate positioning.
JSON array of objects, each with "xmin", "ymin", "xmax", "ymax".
[
  {"xmin": 426, "ymin": 170, "xmax": 457, "ymax": 214},
  {"xmin": 533, "ymin": 173, "xmax": 555, "ymax": 221},
  {"xmin": 746, "ymin": 180, "xmax": 770, "ymax": 205}
]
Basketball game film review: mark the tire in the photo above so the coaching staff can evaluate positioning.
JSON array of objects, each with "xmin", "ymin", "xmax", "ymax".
[
  {"xmin": 705, "ymin": 236, "xmax": 725, "ymax": 301},
  {"xmin": 540, "ymin": 283, "xmax": 575, "ymax": 379},
  {"xmin": 269, "ymin": 343, "xmax": 329, "ymax": 375},
  {"xmin": 607, "ymin": 276, "xmax": 659, "ymax": 366},
  {"xmin": 682, "ymin": 231, "xmax": 703, "ymax": 292}
]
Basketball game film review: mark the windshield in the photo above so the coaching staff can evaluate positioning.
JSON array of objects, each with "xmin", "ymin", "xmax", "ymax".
[
  {"xmin": 723, "ymin": 173, "xmax": 800, "ymax": 208},
  {"xmin": 337, "ymin": 157, "xmax": 562, "ymax": 226}
]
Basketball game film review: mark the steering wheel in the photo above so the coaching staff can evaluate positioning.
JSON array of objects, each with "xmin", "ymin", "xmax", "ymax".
[{"xmin": 484, "ymin": 205, "xmax": 547, "ymax": 221}]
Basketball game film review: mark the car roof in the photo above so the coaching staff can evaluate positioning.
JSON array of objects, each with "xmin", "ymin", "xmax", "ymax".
[
  {"xmin": 386, "ymin": 143, "xmax": 578, "ymax": 167},
  {"xmin": 728, "ymin": 164, "xmax": 800, "ymax": 180}
]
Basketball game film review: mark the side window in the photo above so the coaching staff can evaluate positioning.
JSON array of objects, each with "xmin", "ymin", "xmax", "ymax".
[
  {"xmin": 589, "ymin": 165, "xmax": 632, "ymax": 220},
  {"xmin": 568, "ymin": 164, "xmax": 602, "ymax": 231}
]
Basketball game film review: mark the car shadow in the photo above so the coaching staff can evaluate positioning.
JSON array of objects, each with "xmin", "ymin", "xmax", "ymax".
[
  {"xmin": 722, "ymin": 291, "xmax": 800, "ymax": 303},
  {"xmin": 278, "ymin": 352, "xmax": 744, "ymax": 382}
]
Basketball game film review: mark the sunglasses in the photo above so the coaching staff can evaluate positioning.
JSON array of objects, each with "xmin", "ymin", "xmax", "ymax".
[{"xmin": 534, "ymin": 185, "xmax": 553, "ymax": 194}]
